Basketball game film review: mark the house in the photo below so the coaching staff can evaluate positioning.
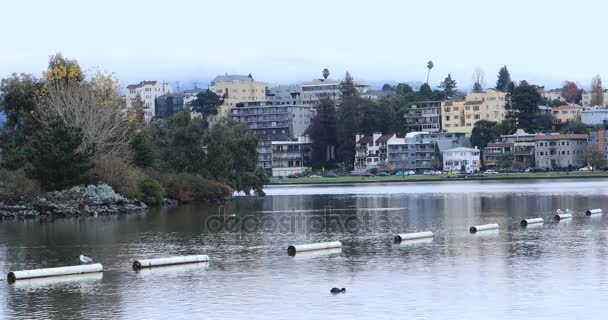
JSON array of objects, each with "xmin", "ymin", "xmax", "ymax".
[
  {"xmin": 534, "ymin": 134, "xmax": 588, "ymax": 169},
  {"xmin": 126, "ymin": 81, "xmax": 172, "ymax": 122},
  {"xmin": 443, "ymin": 147, "xmax": 480, "ymax": 173},
  {"xmin": 354, "ymin": 133, "xmax": 397, "ymax": 172},
  {"xmin": 552, "ymin": 105, "xmax": 582, "ymax": 124},
  {"xmin": 483, "ymin": 143, "xmax": 514, "ymax": 169},
  {"xmin": 581, "ymin": 109, "xmax": 608, "ymax": 126}
]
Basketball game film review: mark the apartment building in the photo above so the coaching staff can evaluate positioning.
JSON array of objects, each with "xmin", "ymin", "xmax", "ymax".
[
  {"xmin": 541, "ymin": 89, "xmax": 566, "ymax": 103},
  {"xmin": 443, "ymin": 147, "xmax": 480, "ymax": 173},
  {"xmin": 271, "ymin": 135, "xmax": 312, "ymax": 177},
  {"xmin": 386, "ymin": 132, "xmax": 438, "ymax": 173},
  {"xmin": 588, "ymin": 130, "xmax": 608, "ymax": 164},
  {"xmin": 300, "ymin": 78, "xmax": 370, "ymax": 106},
  {"xmin": 483, "ymin": 143, "xmax": 514, "ymax": 169},
  {"xmin": 552, "ymin": 105, "xmax": 582, "ymax": 125},
  {"xmin": 404, "ymin": 101, "xmax": 441, "ymax": 133},
  {"xmin": 210, "ymin": 74, "xmax": 266, "ymax": 121},
  {"xmin": 354, "ymin": 133, "xmax": 397, "ymax": 171},
  {"xmin": 231, "ymin": 101, "xmax": 312, "ymax": 173},
  {"xmin": 441, "ymin": 89, "xmax": 507, "ymax": 135},
  {"xmin": 534, "ymin": 134, "xmax": 588, "ymax": 169},
  {"xmin": 266, "ymin": 84, "xmax": 301, "ymax": 105},
  {"xmin": 126, "ymin": 81, "xmax": 172, "ymax": 121}
]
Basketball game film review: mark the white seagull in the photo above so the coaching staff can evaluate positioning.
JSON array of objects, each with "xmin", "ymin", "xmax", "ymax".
[{"xmin": 79, "ymin": 255, "xmax": 94, "ymax": 264}]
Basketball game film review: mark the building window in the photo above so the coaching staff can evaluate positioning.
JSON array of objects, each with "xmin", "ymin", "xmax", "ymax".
[{"xmin": 473, "ymin": 106, "xmax": 480, "ymax": 111}]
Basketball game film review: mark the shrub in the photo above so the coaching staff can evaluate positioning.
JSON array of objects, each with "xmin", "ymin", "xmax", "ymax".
[
  {"xmin": 0, "ymin": 169, "xmax": 40, "ymax": 202},
  {"xmin": 137, "ymin": 176, "xmax": 164, "ymax": 206},
  {"xmin": 147, "ymin": 170, "xmax": 232, "ymax": 203},
  {"xmin": 91, "ymin": 157, "xmax": 141, "ymax": 199}
]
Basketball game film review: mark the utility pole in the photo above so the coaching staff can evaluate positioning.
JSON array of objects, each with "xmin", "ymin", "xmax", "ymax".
[
  {"xmin": 175, "ymin": 81, "xmax": 181, "ymax": 93},
  {"xmin": 194, "ymin": 81, "xmax": 198, "ymax": 90}
]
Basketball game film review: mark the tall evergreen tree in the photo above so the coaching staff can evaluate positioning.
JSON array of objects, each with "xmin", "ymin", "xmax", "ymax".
[
  {"xmin": 26, "ymin": 114, "xmax": 94, "ymax": 190},
  {"xmin": 339, "ymin": 72, "xmax": 358, "ymax": 97},
  {"xmin": 496, "ymin": 66, "xmax": 512, "ymax": 92},
  {"xmin": 591, "ymin": 75, "xmax": 604, "ymax": 107},
  {"xmin": 511, "ymin": 81, "xmax": 543, "ymax": 133},
  {"xmin": 439, "ymin": 74, "xmax": 457, "ymax": 97},
  {"xmin": 307, "ymin": 97, "xmax": 337, "ymax": 168},
  {"xmin": 189, "ymin": 90, "xmax": 222, "ymax": 122}
]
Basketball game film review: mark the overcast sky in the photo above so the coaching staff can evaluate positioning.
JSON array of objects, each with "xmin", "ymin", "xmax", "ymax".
[{"xmin": 1, "ymin": 0, "xmax": 606, "ymax": 91}]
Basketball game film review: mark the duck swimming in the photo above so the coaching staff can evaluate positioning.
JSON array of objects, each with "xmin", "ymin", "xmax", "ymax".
[{"xmin": 330, "ymin": 287, "xmax": 346, "ymax": 294}]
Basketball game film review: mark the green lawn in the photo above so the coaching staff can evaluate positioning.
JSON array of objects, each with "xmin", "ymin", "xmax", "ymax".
[{"xmin": 269, "ymin": 171, "xmax": 608, "ymax": 185}]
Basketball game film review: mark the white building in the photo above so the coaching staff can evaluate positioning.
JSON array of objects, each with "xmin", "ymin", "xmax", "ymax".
[
  {"xmin": 300, "ymin": 78, "xmax": 370, "ymax": 106},
  {"xmin": 581, "ymin": 109, "xmax": 608, "ymax": 126},
  {"xmin": 271, "ymin": 135, "xmax": 311, "ymax": 177},
  {"xmin": 581, "ymin": 90, "xmax": 608, "ymax": 108},
  {"xmin": 442, "ymin": 147, "xmax": 480, "ymax": 173},
  {"xmin": 354, "ymin": 132, "xmax": 397, "ymax": 172},
  {"xmin": 126, "ymin": 81, "xmax": 172, "ymax": 121}
]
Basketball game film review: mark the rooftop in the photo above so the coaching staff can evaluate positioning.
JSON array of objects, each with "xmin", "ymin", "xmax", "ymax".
[
  {"xmin": 127, "ymin": 81, "xmax": 158, "ymax": 89},
  {"xmin": 211, "ymin": 74, "xmax": 255, "ymax": 83},
  {"xmin": 444, "ymin": 147, "xmax": 479, "ymax": 153},
  {"xmin": 534, "ymin": 134, "xmax": 588, "ymax": 141}
]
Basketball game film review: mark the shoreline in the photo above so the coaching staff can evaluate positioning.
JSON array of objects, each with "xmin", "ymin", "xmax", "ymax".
[{"xmin": 267, "ymin": 172, "xmax": 608, "ymax": 186}]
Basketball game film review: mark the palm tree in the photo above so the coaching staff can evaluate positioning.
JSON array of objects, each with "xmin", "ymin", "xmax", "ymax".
[{"xmin": 426, "ymin": 61, "xmax": 434, "ymax": 84}]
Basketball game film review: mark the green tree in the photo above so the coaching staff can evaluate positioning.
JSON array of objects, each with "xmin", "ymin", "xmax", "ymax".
[
  {"xmin": 511, "ymin": 81, "xmax": 543, "ymax": 132},
  {"xmin": 418, "ymin": 83, "xmax": 433, "ymax": 99},
  {"xmin": 471, "ymin": 120, "xmax": 501, "ymax": 150},
  {"xmin": 473, "ymin": 82, "xmax": 483, "ymax": 93},
  {"xmin": 340, "ymin": 72, "xmax": 358, "ymax": 97},
  {"xmin": 582, "ymin": 144, "xmax": 603, "ymax": 169},
  {"xmin": 131, "ymin": 131, "xmax": 156, "ymax": 168},
  {"xmin": 149, "ymin": 110, "xmax": 207, "ymax": 173},
  {"xmin": 204, "ymin": 120, "xmax": 268, "ymax": 195},
  {"xmin": 0, "ymin": 73, "xmax": 41, "ymax": 169},
  {"xmin": 439, "ymin": 74, "xmax": 457, "ymax": 97},
  {"xmin": 322, "ymin": 68, "xmax": 330, "ymax": 80},
  {"xmin": 307, "ymin": 97, "xmax": 337, "ymax": 168},
  {"xmin": 395, "ymin": 83, "xmax": 414, "ymax": 95},
  {"xmin": 560, "ymin": 120, "xmax": 589, "ymax": 134},
  {"xmin": 26, "ymin": 114, "xmax": 94, "ymax": 190},
  {"xmin": 497, "ymin": 152, "xmax": 514, "ymax": 170},
  {"xmin": 189, "ymin": 90, "xmax": 222, "ymax": 122},
  {"xmin": 336, "ymin": 95, "xmax": 362, "ymax": 165},
  {"xmin": 496, "ymin": 66, "xmax": 512, "ymax": 92},
  {"xmin": 382, "ymin": 83, "xmax": 394, "ymax": 91},
  {"xmin": 426, "ymin": 61, "xmax": 434, "ymax": 84}
]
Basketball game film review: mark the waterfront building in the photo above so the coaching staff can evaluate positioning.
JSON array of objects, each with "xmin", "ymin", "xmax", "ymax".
[
  {"xmin": 386, "ymin": 132, "xmax": 438, "ymax": 173},
  {"xmin": 440, "ymin": 89, "xmax": 507, "ymax": 135},
  {"xmin": 587, "ymin": 130, "xmax": 608, "ymax": 164},
  {"xmin": 271, "ymin": 135, "xmax": 312, "ymax": 177},
  {"xmin": 126, "ymin": 81, "xmax": 172, "ymax": 121},
  {"xmin": 354, "ymin": 133, "xmax": 397, "ymax": 171},
  {"xmin": 483, "ymin": 142, "xmax": 514, "ymax": 169},
  {"xmin": 534, "ymin": 134, "xmax": 588, "ymax": 169},
  {"xmin": 442, "ymin": 147, "xmax": 480, "ymax": 173}
]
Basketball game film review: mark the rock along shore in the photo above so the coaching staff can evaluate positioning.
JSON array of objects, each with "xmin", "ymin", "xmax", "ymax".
[{"xmin": 0, "ymin": 184, "xmax": 148, "ymax": 221}]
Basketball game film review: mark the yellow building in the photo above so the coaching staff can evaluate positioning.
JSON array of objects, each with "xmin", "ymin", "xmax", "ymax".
[
  {"xmin": 551, "ymin": 105, "xmax": 582, "ymax": 124},
  {"xmin": 441, "ymin": 89, "xmax": 507, "ymax": 135},
  {"xmin": 209, "ymin": 74, "xmax": 266, "ymax": 120}
]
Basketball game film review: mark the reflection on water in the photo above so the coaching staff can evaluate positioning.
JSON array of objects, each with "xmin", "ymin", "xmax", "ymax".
[{"xmin": 1, "ymin": 179, "xmax": 608, "ymax": 319}]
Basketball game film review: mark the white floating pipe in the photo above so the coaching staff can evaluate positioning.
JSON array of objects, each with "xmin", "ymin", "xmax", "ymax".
[
  {"xmin": 520, "ymin": 218, "xmax": 544, "ymax": 227},
  {"xmin": 287, "ymin": 241, "xmax": 342, "ymax": 256},
  {"xmin": 132, "ymin": 255, "xmax": 209, "ymax": 270},
  {"xmin": 554, "ymin": 213, "xmax": 572, "ymax": 221},
  {"xmin": 586, "ymin": 209, "xmax": 603, "ymax": 216},
  {"xmin": 469, "ymin": 223, "xmax": 499, "ymax": 233},
  {"xmin": 556, "ymin": 209, "xmax": 565, "ymax": 215},
  {"xmin": 7, "ymin": 263, "xmax": 103, "ymax": 283},
  {"xmin": 394, "ymin": 231, "xmax": 434, "ymax": 242},
  {"xmin": 565, "ymin": 209, "xmax": 574, "ymax": 215}
]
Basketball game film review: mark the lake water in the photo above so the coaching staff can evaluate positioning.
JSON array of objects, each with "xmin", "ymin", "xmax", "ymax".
[{"xmin": 2, "ymin": 179, "xmax": 608, "ymax": 319}]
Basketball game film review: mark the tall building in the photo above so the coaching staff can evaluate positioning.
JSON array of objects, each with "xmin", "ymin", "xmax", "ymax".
[
  {"xmin": 230, "ymin": 101, "xmax": 313, "ymax": 174},
  {"xmin": 404, "ymin": 101, "xmax": 441, "ymax": 133},
  {"xmin": 300, "ymin": 78, "xmax": 369, "ymax": 106},
  {"xmin": 384, "ymin": 132, "xmax": 439, "ymax": 173},
  {"xmin": 534, "ymin": 134, "xmax": 588, "ymax": 169},
  {"xmin": 266, "ymin": 84, "xmax": 300, "ymax": 105},
  {"xmin": 354, "ymin": 133, "xmax": 397, "ymax": 171},
  {"xmin": 441, "ymin": 89, "xmax": 507, "ymax": 135},
  {"xmin": 126, "ymin": 81, "xmax": 172, "ymax": 121},
  {"xmin": 271, "ymin": 135, "xmax": 312, "ymax": 177},
  {"xmin": 210, "ymin": 74, "xmax": 266, "ymax": 121}
]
